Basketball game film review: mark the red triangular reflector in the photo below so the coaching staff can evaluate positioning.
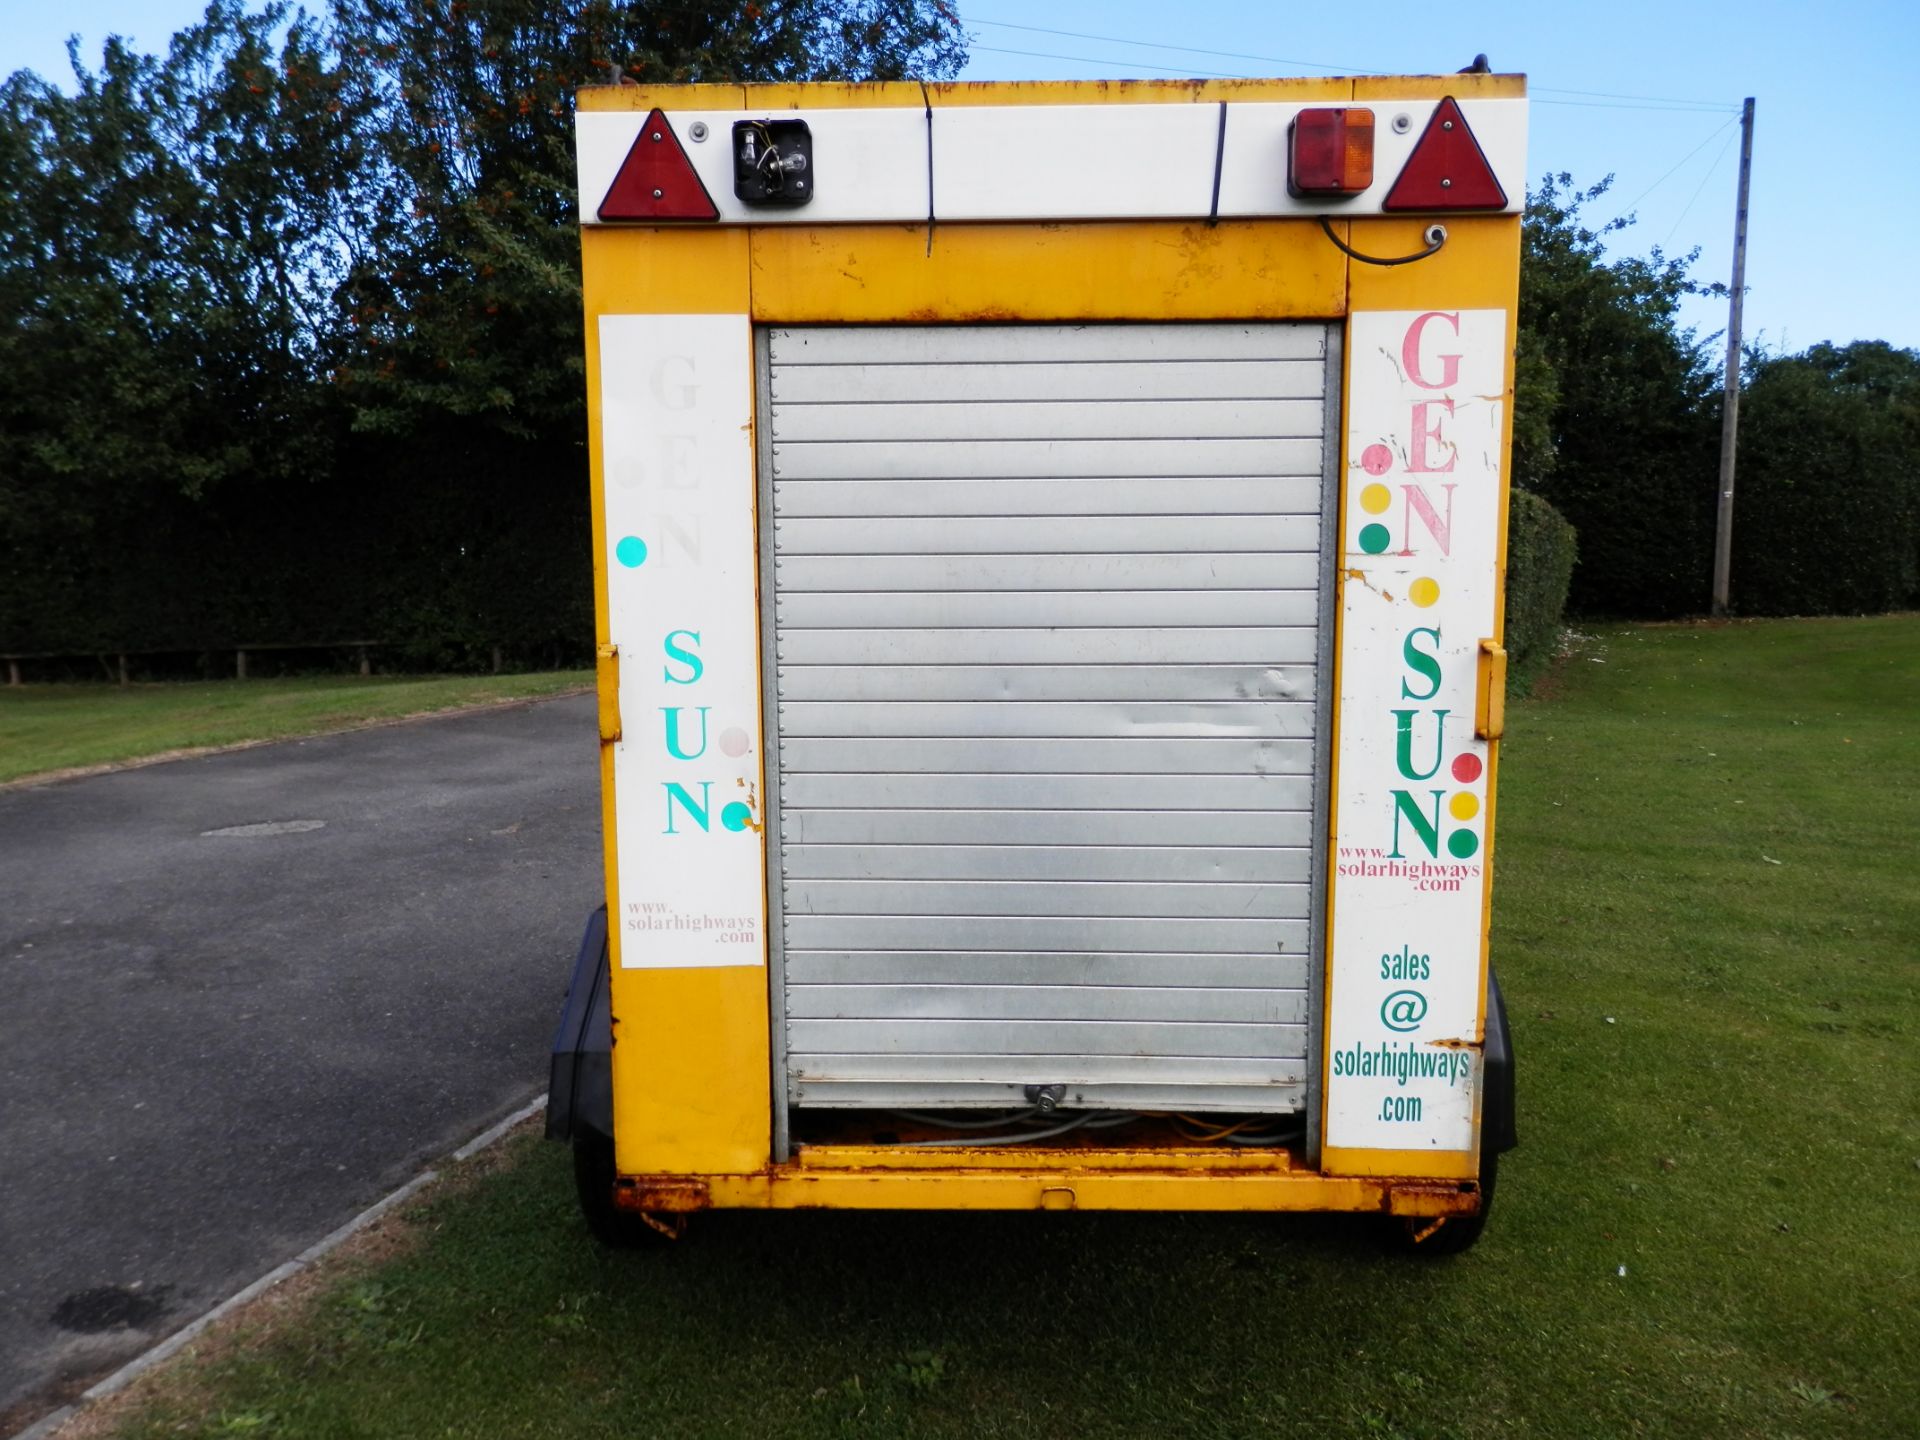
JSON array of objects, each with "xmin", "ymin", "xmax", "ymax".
[
  {"xmin": 1383, "ymin": 97, "xmax": 1507, "ymax": 211},
  {"xmin": 598, "ymin": 109, "xmax": 718, "ymax": 222}
]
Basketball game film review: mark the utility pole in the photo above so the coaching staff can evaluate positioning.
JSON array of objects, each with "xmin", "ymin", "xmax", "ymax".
[{"xmin": 1711, "ymin": 97, "xmax": 1756, "ymax": 617}]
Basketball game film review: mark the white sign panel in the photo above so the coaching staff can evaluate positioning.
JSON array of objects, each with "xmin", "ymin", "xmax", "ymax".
[
  {"xmin": 600, "ymin": 313, "xmax": 766, "ymax": 967},
  {"xmin": 1326, "ymin": 309, "xmax": 1506, "ymax": 1151}
]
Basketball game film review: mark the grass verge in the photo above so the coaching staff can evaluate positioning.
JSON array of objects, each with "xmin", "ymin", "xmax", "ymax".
[
  {"xmin": 0, "ymin": 672, "xmax": 592, "ymax": 784},
  {"xmin": 73, "ymin": 617, "xmax": 1920, "ymax": 1438}
]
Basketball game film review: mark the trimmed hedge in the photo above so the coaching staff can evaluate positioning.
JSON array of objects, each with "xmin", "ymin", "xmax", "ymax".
[
  {"xmin": 1727, "ymin": 347, "xmax": 1920, "ymax": 616},
  {"xmin": 1504, "ymin": 488, "xmax": 1579, "ymax": 691},
  {"xmin": 0, "ymin": 428, "xmax": 594, "ymax": 673}
]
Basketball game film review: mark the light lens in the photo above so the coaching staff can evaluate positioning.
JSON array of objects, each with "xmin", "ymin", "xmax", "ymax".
[{"xmin": 1290, "ymin": 108, "xmax": 1375, "ymax": 196}]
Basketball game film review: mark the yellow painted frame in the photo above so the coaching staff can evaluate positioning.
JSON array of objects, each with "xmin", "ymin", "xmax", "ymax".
[{"xmin": 579, "ymin": 76, "xmax": 1522, "ymax": 1213}]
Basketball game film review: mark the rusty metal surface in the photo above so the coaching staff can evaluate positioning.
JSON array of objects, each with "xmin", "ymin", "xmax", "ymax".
[
  {"xmin": 614, "ymin": 1178, "xmax": 713, "ymax": 1214},
  {"xmin": 607, "ymin": 1161, "xmax": 1481, "ymax": 1219}
]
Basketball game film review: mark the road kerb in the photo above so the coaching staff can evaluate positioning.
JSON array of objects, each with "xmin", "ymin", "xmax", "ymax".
[{"xmin": 8, "ymin": 1092, "xmax": 548, "ymax": 1440}]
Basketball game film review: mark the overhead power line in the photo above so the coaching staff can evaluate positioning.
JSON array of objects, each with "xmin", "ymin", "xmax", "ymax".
[
  {"xmin": 1665, "ymin": 125, "xmax": 1742, "ymax": 247},
  {"xmin": 1530, "ymin": 84, "xmax": 1742, "ymax": 108},
  {"xmin": 962, "ymin": 16, "xmax": 1375, "ymax": 75},
  {"xmin": 959, "ymin": 13, "xmax": 1740, "ymax": 113},
  {"xmin": 968, "ymin": 44, "xmax": 1247, "ymax": 79},
  {"xmin": 1533, "ymin": 97, "xmax": 1741, "ymax": 114},
  {"xmin": 1620, "ymin": 114, "xmax": 1742, "ymax": 218}
]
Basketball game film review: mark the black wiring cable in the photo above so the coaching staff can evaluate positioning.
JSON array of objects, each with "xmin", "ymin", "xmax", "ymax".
[
  {"xmin": 902, "ymin": 1112, "xmax": 1102, "ymax": 1147},
  {"xmin": 1224, "ymin": 1127, "xmax": 1306, "ymax": 1146},
  {"xmin": 919, "ymin": 79, "xmax": 935, "ymax": 256},
  {"xmin": 1207, "ymin": 101, "xmax": 1227, "ymax": 227},
  {"xmin": 742, "ymin": 119, "xmax": 789, "ymax": 199},
  {"xmin": 1318, "ymin": 215, "xmax": 1446, "ymax": 267},
  {"xmin": 884, "ymin": 1109, "xmax": 1299, "ymax": 1149},
  {"xmin": 890, "ymin": 1107, "xmax": 1043, "ymax": 1130}
]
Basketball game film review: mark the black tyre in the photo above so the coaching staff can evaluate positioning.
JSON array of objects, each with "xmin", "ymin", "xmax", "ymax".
[
  {"xmin": 1389, "ymin": 1150, "xmax": 1497, "ymax": 1256},
  {"xmin": 571, "ymin": 1132, "xmax": 672, "ymax": 1248}
]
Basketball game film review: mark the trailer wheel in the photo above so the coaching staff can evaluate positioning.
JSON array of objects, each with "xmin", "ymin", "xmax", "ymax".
[
  {"xmin": 571, "ymin": 1132, "xmax": 673, "ymax": 1248},
  {"xmin": 1391, "ymin": 1150, "xmax": 1497, "ymax": 1256}
]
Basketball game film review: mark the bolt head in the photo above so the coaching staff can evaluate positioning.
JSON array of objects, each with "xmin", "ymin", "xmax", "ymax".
[
  {"xmin": 1441, "ymin": 178, "xmax": 1452, "ymax": 188},
  {"xmin": 1442, "ymin": 120, "xmax": 1455, "ymax": 131},
  {"xmin": 651, "ymin": 188, "xmax": 663, "ymax": 199}
]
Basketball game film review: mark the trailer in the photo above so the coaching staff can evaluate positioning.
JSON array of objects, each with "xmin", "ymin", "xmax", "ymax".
[{"xmin": 548, "ymin": 72, "xmax": 1525, "ymax": 1251}]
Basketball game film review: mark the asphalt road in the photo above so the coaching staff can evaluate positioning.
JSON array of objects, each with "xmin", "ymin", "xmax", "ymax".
[{"xmin": 0, "ymin": 695, "xmax": 602, "ymax": 1431}]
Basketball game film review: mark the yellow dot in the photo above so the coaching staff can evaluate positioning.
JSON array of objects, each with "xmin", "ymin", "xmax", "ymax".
[
  {"xmin": 1409, "ymin": 576, "xmax": 1441, "ymax": 608},
  {"xmin": 1360, "ymin": 483, "xmax": 1392, "ymax": 515},
  {"xmin": 1450, "ymin": 792, "xmax": 1480, "ymax": 821}
]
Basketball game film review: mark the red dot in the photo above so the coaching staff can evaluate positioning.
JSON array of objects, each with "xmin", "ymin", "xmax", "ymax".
[
  {"xmin": 1451, "ymin": 752, "xmax": 1482, "ymax": 783},
  {"xmin": 1361, "ymin": 443, "xmax": 1392, "ymax": 476}
]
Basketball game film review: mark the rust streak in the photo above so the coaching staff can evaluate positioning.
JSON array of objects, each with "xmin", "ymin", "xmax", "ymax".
[
  {"xmin": 899, "ymin": 304, "xmax": 1026, "ymax": 324},
  {"xmin": 614, "ymin": 1177, "xmax": 713, "ymax": 1213}
]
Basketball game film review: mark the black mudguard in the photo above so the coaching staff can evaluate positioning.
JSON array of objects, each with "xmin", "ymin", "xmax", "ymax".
[
  {"xmin": 546, "ymin": 907, "xmax": 614, "ymax": 1143},
  {"xmin": 1483, "ymin": 966, "xmax": 1518, "ymax": 1154}
]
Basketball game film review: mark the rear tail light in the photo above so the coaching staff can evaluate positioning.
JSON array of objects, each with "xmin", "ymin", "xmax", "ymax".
[{"xmin": 1289, "ymin": 108, "xmax": 1375, "ymax": 197}]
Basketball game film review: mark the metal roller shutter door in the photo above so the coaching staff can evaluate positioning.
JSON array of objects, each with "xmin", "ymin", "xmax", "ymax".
[{"xmin": 761, "ymin": 322, "xmax": 1335, "ymax": 1114}]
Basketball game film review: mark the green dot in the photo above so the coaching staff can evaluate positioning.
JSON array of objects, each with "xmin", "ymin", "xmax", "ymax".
[
  {"xmin": 1359, "ymin": 523, "xmax": 1390, "ymax": 555},
  {"xmin": 721, "ymin": 802, "xmax": 752, "ymax": 832},
  {"xmin": 1447, "ymin": 829, "xmax": 1479, "ymax": 859}
]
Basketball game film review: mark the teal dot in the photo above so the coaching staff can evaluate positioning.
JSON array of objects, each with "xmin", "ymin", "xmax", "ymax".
[
  {"xmin": 615, "ymin": 535, "xmax": 647, "ymax": 568},
  {"xmin": 721, "ymin": 802, "xmax": 752, "ymax": 832},
  {"xmin": 1359, "ymin": 523, "xmax": 1390, "ymax": 555},
  {"xmin": 1447, "ymin": 829, "xmax": 1479, "ymax": 859}
]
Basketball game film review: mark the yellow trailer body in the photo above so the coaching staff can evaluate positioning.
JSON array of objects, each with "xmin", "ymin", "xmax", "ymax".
[{"xmin": 552, "ymin": 75, "xmax": 1527, "ymax": 1247}]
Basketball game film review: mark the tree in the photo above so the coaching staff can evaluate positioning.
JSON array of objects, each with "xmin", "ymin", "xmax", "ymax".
[
  {"xmin": 326, "ymin": 0, "xmax": 966, "ymax": 435},
  {"xmin": 0, "ymin": 1, "xmax": 965, "ymax": 664},
  {"xmin": 310, "ymin": 0, "xmax": 967, "ymax": 666},
  {"xmin": 0, "ymin": 2, "xmax": 375, "ymax": 652},
  {"xmin": 1515, "ymin": 174, "xmax": 1723, "ymax": 617}
]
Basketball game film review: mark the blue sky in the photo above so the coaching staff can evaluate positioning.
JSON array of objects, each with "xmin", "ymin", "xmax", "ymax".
[{"xmin": 5, "ymin": 0, "xmax": 1915, "ymax": 352}]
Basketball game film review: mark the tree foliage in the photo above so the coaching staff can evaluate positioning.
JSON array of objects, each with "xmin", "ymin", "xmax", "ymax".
[
  {"xmin": 0, "ymin": 2, "xmax": 375, "ymax": 651},
  {"xmin": 4, "ymin": 20, "xmax": 1916, "ymax": 663},
  {"xmin": 1503, "ymin": 489, "xmax": 1577, "ymax": 692},
  {"xmin": 1513, "ymin": 174, "xmax": 1722, "ymax": 617},
  {"xmin": 1512, "ymin": 177, "xmax": 1919, "ymax": 619},
  {"xmin": 328, "ymin": 0, "xmax": 964, "ymax": 436},
  {"xmin": 0, "ymin": 0, "xmax": 964, "ymax": 663}
]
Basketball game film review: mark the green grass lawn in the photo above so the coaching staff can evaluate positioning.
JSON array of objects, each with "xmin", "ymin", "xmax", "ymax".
[
  {"xmin": 0, "ymin": 672, "xmax": 593, "ymax": 783},
  {"xmin": 96, "ymin": 617, "xmax": 1919, "ymax": 1439}
]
